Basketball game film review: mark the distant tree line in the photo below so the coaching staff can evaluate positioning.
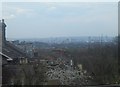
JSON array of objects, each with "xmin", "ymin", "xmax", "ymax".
[{"xmin": 64, "ymin": 36, "xmax": 119, "ymax": 85}]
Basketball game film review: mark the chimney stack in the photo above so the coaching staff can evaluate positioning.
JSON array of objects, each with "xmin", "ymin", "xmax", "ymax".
[{"xmin": 1, "ymin": 19, "xmax": 6, "ymax": 44}]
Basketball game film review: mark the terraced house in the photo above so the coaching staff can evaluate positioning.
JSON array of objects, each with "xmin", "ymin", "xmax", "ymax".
[{"xmin": 0, "ymin": 19, "xmax": 29, "ymax": 85}]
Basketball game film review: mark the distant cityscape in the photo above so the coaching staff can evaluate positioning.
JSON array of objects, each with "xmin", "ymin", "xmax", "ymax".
[{"xmin": 7, "ymin": 36, "xmax": 114, "ymax": 44}]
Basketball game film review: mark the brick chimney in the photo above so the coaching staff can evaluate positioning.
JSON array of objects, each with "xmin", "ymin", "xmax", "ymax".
[
  {"xmin": 1, "ymin": 19, "xmax": 6, "ymax": 43},
  {"xmin": 0, "ymin": 19, "xmax": 6, "ymax": 45}
]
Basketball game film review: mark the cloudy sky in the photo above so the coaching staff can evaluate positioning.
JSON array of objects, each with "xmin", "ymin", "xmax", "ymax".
[{"xmin": 2, "ymin": 2, "xmax": 118, "ymax": 39}]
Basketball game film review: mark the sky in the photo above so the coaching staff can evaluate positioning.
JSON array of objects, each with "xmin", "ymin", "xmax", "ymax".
[{"xmin": 2, "ymin": 2, "xmax": 118, "ymax": 39}]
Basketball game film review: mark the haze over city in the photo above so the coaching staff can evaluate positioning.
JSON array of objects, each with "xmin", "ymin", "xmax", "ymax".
[{"xmin": 2, "ymin": 2, "xmax": 118, "ymax": 39}]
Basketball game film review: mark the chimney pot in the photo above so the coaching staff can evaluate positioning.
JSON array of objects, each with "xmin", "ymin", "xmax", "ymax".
[{"xmin": 2, "ymin": 19, "xmax": 4, "ymax": 23}]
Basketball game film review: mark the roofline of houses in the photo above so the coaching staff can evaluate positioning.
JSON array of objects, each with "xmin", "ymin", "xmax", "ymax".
[{"xmin": 0, "ymin": 52, "xmax": 13, "ymax": 61}]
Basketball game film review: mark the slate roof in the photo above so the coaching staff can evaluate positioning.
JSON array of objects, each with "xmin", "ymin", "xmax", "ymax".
[{"xmin": 2, "ymin": 41, "xmax": 27, "ymax": 59}]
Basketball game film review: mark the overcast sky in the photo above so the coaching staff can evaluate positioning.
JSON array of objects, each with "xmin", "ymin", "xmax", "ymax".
[{"xmin": 2, "ymin": 2, "xmax": 118, "ymax": 39}]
